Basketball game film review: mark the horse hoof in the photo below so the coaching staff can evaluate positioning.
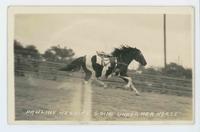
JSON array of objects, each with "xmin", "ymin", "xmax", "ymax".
[
  {"xmin": 103, "ymin": 84, "xmax": 108, "ymax": 88},
  {"xmin": 83, "ymin": 81, "xmax": 89, "ymax": 84},
  {"xmin": 135, "ymin": 93, "xmax": 140, "ymax": 96}
]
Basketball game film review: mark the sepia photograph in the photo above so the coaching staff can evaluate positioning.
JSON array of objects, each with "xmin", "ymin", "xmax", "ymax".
[{"xmin": 8, "ymin": 6, "xmax": 194, "ymax": 124}]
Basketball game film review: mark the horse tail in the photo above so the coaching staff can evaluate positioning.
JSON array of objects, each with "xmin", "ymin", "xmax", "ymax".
[{"xmin": 59, "ymin": 56, "xmax": 86, "ymax": 71}]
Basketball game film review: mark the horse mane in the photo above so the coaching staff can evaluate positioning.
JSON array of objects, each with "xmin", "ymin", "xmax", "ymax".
[{"xmin": 111, "ymin": 45, "xmax": 139, "ymax": 57}]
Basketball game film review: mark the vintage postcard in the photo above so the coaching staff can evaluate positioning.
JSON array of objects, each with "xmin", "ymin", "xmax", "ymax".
[{"xmin": 8, "ymin": 6, "xmax": 194, "ymax": 124}]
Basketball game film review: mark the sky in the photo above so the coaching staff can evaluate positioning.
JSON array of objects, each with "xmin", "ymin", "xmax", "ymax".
[{"xmin": 14, "ymin": 14, "xmax": 193, "ymax": 69}]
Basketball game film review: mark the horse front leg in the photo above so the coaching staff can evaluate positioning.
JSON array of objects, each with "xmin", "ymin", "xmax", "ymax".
[
  {"xmin": 120, "ymin": 76, "xmax": 140, "ymax": 95},
  {"xmin": 130, "ymin": 82, "xmax": 140, "ymax": 96}
]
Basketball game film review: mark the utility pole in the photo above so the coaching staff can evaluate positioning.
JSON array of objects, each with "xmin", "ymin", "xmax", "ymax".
[
  {"xmin": 178, "ymin": 56, "xmax": 180, "ymax": 65},
  {"xmin": 163, "ymin": 14, "xmax": 167, "ymax": 68}
]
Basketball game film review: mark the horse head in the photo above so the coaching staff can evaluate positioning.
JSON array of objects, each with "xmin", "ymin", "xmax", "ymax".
[
  {"xmin": 111, "ymin": 45, "xmax": 147, "ymax": 66},
  {"xmin": 133, "ymin": 48, "xmax": 147, "ymax": 66}
]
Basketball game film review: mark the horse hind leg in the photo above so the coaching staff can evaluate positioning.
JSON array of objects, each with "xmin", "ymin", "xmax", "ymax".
[
  {"xmin": 81, "ymin": 56, "xmax": 92, "ymax": 83},
  {"xmin": 95, "ymin": 70, "xmax": 107, "ymax": 87},
  {"xmin": 93, "ymin": 78, "xmax": 107, "ymax": 88},
  {"xmin": 84, "ymin": 70, "xmax": 92, "ymax": 84},
  {"xmin": 82, "ymin": 65, "xmax": 92, "ymax": 84}
]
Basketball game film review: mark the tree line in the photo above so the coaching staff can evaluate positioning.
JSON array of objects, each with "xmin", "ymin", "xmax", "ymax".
[
  {"xmin": 14, "ymin": 39, "xmax": 75, "ymax": 76},
  {"xmin": 14, "ymin": 40, "xmax": 75, "ymax": 62}
]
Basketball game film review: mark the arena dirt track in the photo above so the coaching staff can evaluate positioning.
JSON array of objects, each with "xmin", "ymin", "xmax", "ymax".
[{"xmin": 15, "ymin": 76, "xmax": 192, "ymax": 121}]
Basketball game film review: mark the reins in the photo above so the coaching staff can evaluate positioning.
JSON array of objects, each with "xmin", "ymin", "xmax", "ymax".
[
  {"xmin": 96, "ymin": 51, "xmax": 131, "ymax": 67},
  {"xmin": 117, "ymin": 62, "xmax": 128, "ymax": 66}
]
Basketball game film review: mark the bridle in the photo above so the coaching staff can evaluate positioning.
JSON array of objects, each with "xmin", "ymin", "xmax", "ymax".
[{"xmin": 116, "ymin": 52, "xmax": 143, "ymax": 67}]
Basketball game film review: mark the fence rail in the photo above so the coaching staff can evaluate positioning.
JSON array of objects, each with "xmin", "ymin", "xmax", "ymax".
[{"xmin": 14, "ymin": 57, "xmax": 193, "ymax": 97}]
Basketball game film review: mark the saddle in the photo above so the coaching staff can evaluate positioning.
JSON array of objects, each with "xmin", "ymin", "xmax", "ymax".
[{"xmin": 96, "ymin": 51, "xmax": 117, "ymax": 66}]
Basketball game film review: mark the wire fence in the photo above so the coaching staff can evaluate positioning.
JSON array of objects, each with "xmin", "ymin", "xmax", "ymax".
[{"xmin": 14, "ymin": 56, "xmax": 193, "ymax": 97}]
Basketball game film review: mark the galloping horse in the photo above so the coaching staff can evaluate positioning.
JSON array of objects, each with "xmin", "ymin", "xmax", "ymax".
[{"xmin": 60, "ymin": 45, "xmax": 147, "ymax": 95}]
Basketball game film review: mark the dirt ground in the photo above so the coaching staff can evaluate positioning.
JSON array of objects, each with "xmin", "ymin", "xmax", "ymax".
[{"xmin": 14, "ymin": 76, "xmax": 193, "ymax": 122}]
